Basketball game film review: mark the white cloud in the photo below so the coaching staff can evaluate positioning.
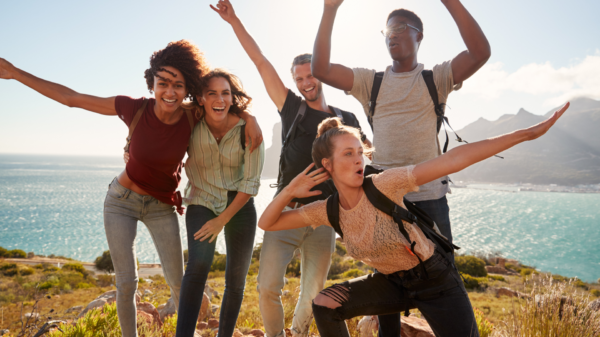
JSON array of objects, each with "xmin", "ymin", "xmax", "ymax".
[{"xmin": 460, "ymin": 52, "xmax": 600, "ymax": 107}]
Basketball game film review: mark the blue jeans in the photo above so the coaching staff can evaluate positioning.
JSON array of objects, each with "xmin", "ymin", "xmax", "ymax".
[
  {"xmin": 313, "ymin": 250, "xmax": 478, "ymax": 337},
  {"xmin": 176, "ymin": 192, "xmax": 257, "ymax": 337},
  {"xmin": 104, "ymin": 178, "xmax": 184, "ymax": 337},
  {"xmin": 378, "ymin": 195, "xmax": 452, "ymax": 337},
  {"xmin": 257, "ymin": 212, "xmax": 335, "ymax": 337}
]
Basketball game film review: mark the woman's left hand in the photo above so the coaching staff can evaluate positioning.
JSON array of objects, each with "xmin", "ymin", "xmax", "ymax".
[
  {"xmin": 525, "ymin": 102, "xmax": 569, "ymax": 141},
  {"xmin": 194, "ymin": 216, "xmax": 228, "ymax": 243},
  {"xmin": 245, "ymin": 115, "xmax": 264, "ymax": 153}
]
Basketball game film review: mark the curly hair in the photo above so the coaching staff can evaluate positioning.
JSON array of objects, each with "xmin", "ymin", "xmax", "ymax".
[
  {"xmin": 144, "ymin": 40, "xmax": 210, "ymax": 99},
  {"xmin": 200, "ymin": 68, "xmax": 252, "ymax": 116}
]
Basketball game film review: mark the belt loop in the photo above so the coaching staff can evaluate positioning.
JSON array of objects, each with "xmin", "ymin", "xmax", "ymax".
[{"xmin": 123, "ymin": 189, "xmax": 131, "ymax": 200}]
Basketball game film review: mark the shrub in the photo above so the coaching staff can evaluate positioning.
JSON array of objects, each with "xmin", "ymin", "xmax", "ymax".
[
  {"xmin": 76, "ymin": 282, "xmax": 93, "ymax": 289},
  {"xmin": 591, "ymin": 289, "xmax": 600, "ymax": 297},
  {"xmin": 0, "ymin": 263, "xmax": 18, "ymax": 276},
  {"xmin": 252, "ymin": 243, "xmax": 262, "ymax": 260},
  {"xmin": 0, "ymin": 246, "xmax": 7, "ymax": 257},
  {"xmin": 455, "ymin": 255, "xmax": 487, "ymax": 277},
  {"xmin": 474, "ymin": 307, "xmax": 494, "ymax": 337},
  {"xmin": 461, "ymin": 273, "xmax": 488, "ymax": 290},
  {"xmin": 94, "ymin": 250, "xmax": 114, "ymax": 274},
  {"xmin": 211, "ymin": 252, "xmax": 227, "ymax": 272},
  {"xmin": 488, "ymin": 275, "xmax": 506, "ymax": 282},
  {"xmin": 328, "ymin": 255, "xmax": 352, "ymax": 279},
  {"xmin": 335, "ymin": 241, "xmax": 347, "ymax": 256},
  {"xmin": 62, "ymin": 263, "xmax": 89, "ymax": 277},
  {"xmin": 286, "ymin": 253, "xmax": 301, "ymax": 277},
  {"xmin": 572, "ymin": 278, "xmax": 588, "ymax": 290},
  {"xmin": 97, "ymin": 274, "xmax": 113, "ymax": 287},
  {"xmin": 342, "ymin": 269, "xmax": 365, "ymax": 278},
  {"xmin": 183, "ymin": 249, "xmax": 189, "ymax": 263},
  {"xmin": 7, "ymin": 249, "xmax": 27, "ymax": 258},
  {"xmin": 520, "ymin": 268, "xmax": 538, "ymax": 277},
  {"xmin": 20, "ymin": 267, "xmax": 34, "ymax": 276}
]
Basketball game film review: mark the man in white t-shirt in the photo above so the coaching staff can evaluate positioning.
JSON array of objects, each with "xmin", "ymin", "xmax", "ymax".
[{"xmin": 311, "ymin": 0, "xmax": 490, "ymax": 335}]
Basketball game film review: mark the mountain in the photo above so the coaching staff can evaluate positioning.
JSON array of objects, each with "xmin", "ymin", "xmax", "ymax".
[
  {"xmin": 444, "ymin": 97, "xmax": 600, "ymax": 185},
  {"xmin": 263, "ymin": 97, "xmax": 600, "ymax": 185}
]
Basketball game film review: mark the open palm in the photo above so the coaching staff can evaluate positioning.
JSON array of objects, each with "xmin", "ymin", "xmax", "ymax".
[
  {"xmin": 210, "ymin": 0, "xmax": 237, "ymax": 23},
  {"xmin": 526, "ymin": 102, "xmax": 569, "ymax": 141}
]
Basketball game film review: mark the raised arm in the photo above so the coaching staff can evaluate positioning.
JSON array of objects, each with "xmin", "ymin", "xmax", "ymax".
[
  {"xmin": 258, "ymin": 164, "xmax": 330, "ymax": 231},
  {"xmin": 413, "ymin": 103, "xmax": 569, "ymax": 186},
  {"xmin": 210, "ymin": 0, "xmax": 288, "ymax": 111},
  {"xmin": 0, "ymin": 58, "xmax": 116, "ymax": 115},
  {"xmin": 311, "ymin": 0, "xmax": 354, "ymax": 92},
  {"xmin": 444, "ymin": 0, "xmax": 491, "ymax": 84}
]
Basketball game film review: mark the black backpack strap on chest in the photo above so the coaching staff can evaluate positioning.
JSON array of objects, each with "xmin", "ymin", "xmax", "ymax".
[
  {"xmin": 367, "ymin": 72, "xmax": 384, "ymax": 131},
  {"xmin": 330, "ymin": 106, "xmax": 345, "ymax": 123},
  {"xmin": 326, "ymin": 193, "xmax": 343, "ymax": 239},
  {"xmin": 240, "ymin": 124, "xmax": 246, "ymax": 151},
  {"xmin": 271, "ymin": 101, "xmax": 309, "ymax": 188}
]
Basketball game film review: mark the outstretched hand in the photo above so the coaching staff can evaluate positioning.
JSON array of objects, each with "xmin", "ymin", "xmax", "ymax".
[
  {"xmin": 525, "ymin": 102, "xmax": 569, "ymax": 141},
  {"xmin": 0, "ymin": 58, "xmax": 16, "ymax": 80},
  {"xmin": 285, "ymin": 164, "xmax": 330, "ymax": 199},
  {"xmin": 210, "ymin": 0, "xmax": 237, "ymax": 23}
]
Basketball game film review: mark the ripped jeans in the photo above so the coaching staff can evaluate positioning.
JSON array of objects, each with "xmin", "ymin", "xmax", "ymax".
[{"xmin": 312, "ymin": 250, "xmax": 479, "ymax": 337}]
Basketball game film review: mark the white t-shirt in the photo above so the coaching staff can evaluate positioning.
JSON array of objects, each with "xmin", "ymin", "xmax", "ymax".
[{"xmin": 347, "ymin": 61, "xmax": 461, "ymax": 202}]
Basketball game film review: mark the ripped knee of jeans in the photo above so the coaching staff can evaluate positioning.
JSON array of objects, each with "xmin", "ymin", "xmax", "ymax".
[{"xmin": 313, "ymin": 283, "xmax": 350, "ymax": 309}]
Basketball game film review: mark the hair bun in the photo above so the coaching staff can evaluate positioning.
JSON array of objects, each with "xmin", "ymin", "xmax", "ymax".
[{"xmin": 316, "ymin": 117, "xmax": 343, "ymax": 138}]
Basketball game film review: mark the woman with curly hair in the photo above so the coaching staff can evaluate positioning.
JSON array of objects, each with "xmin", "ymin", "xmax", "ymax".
[
  {"xmin": 176, "ymin": 68, "xmax": 264, "ymax": 337},
  {"xmin": 0, "ymin": 41, "xmax": 263, "ymax": 337}
]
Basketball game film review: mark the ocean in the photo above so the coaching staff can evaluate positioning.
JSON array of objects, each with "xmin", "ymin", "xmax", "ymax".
[{"xmin": 1, "ymin": 154, "xmax": 599, "ymax": 282}]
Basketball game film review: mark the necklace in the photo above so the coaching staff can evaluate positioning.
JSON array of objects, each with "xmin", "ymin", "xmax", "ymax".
[{"xmin": 212, "ymin": 114, "xmax": 230, "ymax": 142}]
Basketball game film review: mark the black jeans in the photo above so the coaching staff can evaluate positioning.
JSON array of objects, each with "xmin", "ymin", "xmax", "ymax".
[
  {"xmin": 379, "ymin": 195, "xmax": 453, "ymax": 337},
  {"xmin": 175, "ymin": 192, "xmax": 257, "ymax": 337},
  {"xmin": 312, "ymin": 250, "xmax": 478, "ymax": 337}
]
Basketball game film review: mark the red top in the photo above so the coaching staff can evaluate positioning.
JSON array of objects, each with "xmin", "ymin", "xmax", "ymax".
[{"xmin": 115, "ymin": 96, "xmax": 200, "ymax": 214}]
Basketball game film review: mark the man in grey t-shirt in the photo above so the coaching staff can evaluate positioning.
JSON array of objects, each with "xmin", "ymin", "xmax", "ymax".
[{"xmin": 311, "ymin": 0, "xmax": 490, "ymax": 335}]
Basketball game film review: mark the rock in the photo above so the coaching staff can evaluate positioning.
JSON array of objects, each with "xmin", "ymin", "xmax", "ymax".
[
  {"xmin": 158, "ymin": 298, "xmax": 177, "ymax": 321},
  {"xmin": 588, "ymin": 299, "xmax": 600, "ymax": 312},
  {"xmin": 65, "ymin": 305, "xmax": 83, "ymax": 314},
  {"xmin": 137, "ymin": 310, "xmax": 155, "ymax": 327},
  {"xmin": 137, "ymin": 302, "xmax": 162, "ymax": 327},
  {"xmin": 485, "ymin": 266, "xmax": 517, "ymax": 275},
  {"xmin": 535, "ymin": 294, "xmax": 574, "ymax": 318},
  {"xmin": 232, "ymin": 329, "xmax": 244, "ymax": 337},
  {"xmin": 357, "ymin": 316, "xmax": 379, "ymax": 337},
  {"xmin": 204, "ymin": 285, "xmax": 214, "ymax": 301},
  {"xmin": 497, "ymin": 287, "xmax": 529, "ymax": 299},
  {"xmin": 211, "ymin": 304, "xmax": 220, "ymax": 314},
  {"xmin": 207, "ymin": 318, "xmax": 219, "ymax": 329},
  {"xmin": 0, "ymin": 329, "xmax": 9, "ymax": 336},
  {"xmin": 23, "ymin": 312, "xmax": 40, "ymax": 320},
  {"xmin": 198, "ymin": 292, "xmax": 211, "ymax": 321},
  {"xmin": 144, "ymin": 289, "xmax": 153, "ymax": 295},
  {"xmin": 401, "ymin": 315, "xmax": 435, "ymax": 337},
  {"xmin": 497, "ymin": 258, "xmax": 506, "ymax": 268},
  {"xmin": 249, "ymin": 329, "xmax": 265, "ymax": 337},
  {"xmin": 78, "ymin": 298, "xmax": 108, "ymax": 318},
  {"xmin": 197, "ymin": 322, "xmax": 208, "ymax": 330},
  {"xmin": 283, "ymin": 290, "xmax": 290, "ymax": 296},
  {"xmin": 194, "ymin": 330, "xmax": 202, "ymax": 337},
  {"xmin": 97, "ymin": 289, "xmax": 140, "ymax": 304}
]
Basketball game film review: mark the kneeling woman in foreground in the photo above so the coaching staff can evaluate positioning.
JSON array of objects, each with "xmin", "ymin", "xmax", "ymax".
[{"xmin": 258, "ymin": 103, "xmax": 569, "ymax": 337}]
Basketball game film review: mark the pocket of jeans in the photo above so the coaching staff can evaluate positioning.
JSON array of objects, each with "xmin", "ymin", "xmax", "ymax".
[{"xmin": 107, "ymin": 185, "xmax": 127, "ymax": 200}]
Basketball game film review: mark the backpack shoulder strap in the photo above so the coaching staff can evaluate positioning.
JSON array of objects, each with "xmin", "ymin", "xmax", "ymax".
[
  {"xmin": 330, "ymin": 106, "xmax": 345, "ymax": 123},
  {"xmin": 367, "ymin": 72, "xmax": 384, "ymax": 131},
  {"xmin": 240, "ymin": 124, "xmax": 246, "ymax": 151},
  {"xmin": 326, "ymin": 193, "xmax": 343, "ymax": 239},
  {"xmin": 362, "ymin": 176, "xmax": 415, "ymax": 243},
  {"xmin": 283, "ymin": 101, "xmax": 308, "ymax": 147},
  {"xmin": 124, "ymin": 98, "xmax": 149, "ymax": 153}
]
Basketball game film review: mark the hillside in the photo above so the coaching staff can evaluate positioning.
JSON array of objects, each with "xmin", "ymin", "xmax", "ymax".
[
  {"xmin": 444, "ymin": 97, "xmax": 600, "ymax": 185},
  {"xmin": 263, "ymin": 97, "xmax": 600, "ymax": 185}
]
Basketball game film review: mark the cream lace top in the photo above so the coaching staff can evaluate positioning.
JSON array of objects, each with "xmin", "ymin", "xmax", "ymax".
[{"xmin": 299, "ymin": 166, "xmax": 435, "ymax": 274}]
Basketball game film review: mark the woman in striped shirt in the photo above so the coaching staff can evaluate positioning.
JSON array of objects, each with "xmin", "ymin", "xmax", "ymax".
[{"xmin": 176, "ymin": 69, "xmax": 265, "ymax": 337}]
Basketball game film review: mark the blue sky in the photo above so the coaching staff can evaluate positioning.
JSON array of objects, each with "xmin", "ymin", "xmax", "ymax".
[{"xmin": 1, "ymin": 0, "xmax": 599, "ymax": 155}]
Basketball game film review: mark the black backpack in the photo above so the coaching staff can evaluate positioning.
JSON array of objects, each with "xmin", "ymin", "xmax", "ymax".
[
  {"xmin": 369, "ymin": 70, "xmax": 503, "ymax": 158},
  {"xmin": 326, "ymin": 175, "xmax": 460, "ymax": 274},
  {"xmin": 272, "ymin": 102, "xmax": 345, "ymax": 188}
]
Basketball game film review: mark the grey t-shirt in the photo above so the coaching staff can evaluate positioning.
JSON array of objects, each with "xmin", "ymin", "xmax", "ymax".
[{"xmin": 347, "ymin": 61, "xmax": 461, "ymax": 202}]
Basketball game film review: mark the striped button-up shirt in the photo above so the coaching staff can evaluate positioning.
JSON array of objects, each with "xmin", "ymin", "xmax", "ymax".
[{"xmin": 184, "ymin": 118, "xmax": 265, "ymax": 215}]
